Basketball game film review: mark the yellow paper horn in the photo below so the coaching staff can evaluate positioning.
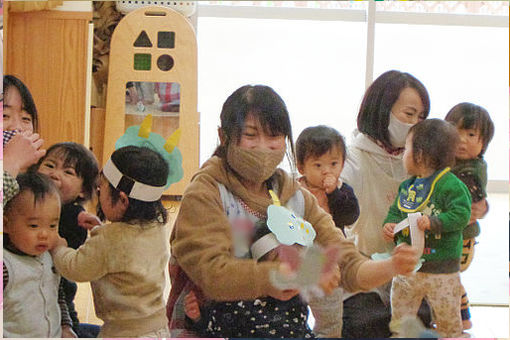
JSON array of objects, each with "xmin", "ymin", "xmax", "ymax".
[
  {"xmin": 164, "ymin": 128, "xmax": 182, "ymax": 153},
  {"xmin": 269, "ymin": 190, "xmax": 281, "ymax": 206},
  {"xmin": 138, "ymin": 114, "xmax": 153, "ymax": 138}
]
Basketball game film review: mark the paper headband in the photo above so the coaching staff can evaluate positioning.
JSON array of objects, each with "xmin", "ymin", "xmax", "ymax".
[
  {"xmin": 103, "ymin": 158, "xmax": 166, "ymax": 202},
  {"xmin": 250, "ymin": 232, "xmax": 281, "ymax": 261}
]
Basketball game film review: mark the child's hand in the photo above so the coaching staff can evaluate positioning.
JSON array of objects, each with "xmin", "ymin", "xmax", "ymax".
[
  {"xmin": 61, "ymin": 325, "xmax": 77, "ymax": 338},
  {"xmin": 470, "ymin": 199, "xmax": 488, "ymax": 224},
  {"xmin": 382, "ymin": 223, "xmax": 396, "ymax": 242},
  {"xmin": 50, "ymin": 236, "xmax": 68, "ymax": 253},
  {"xmin": 390, "ymin": 243, "xmax": 420, "ymax": 276},
  {"xmin": 3, "ymin": 132, "xmax": 46, "ymax": 177},
  {"xmin": 319, "ymin": 264, "xmax": 341, "ymax": 295},
  {"xmin": 417, "ymin": 216, "xmax": 431, "ymax": 231},
  {"xmin": 78, "ymin": 211, "xmax": 102, "ymax": 230},
  {"xmin": 184, "ymin": 291, "xmax": 201, "ymax": 322},
  {"xmin": 322, "ymin": 175, "xmax": 338, "ymax": 194}
]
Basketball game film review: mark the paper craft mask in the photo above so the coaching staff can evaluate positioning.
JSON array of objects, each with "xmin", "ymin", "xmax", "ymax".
[
  {"xmin": 266, "ymin": 190, "xmax": 316, "ymax": 246},
  {"xmin": 115, "ymin": 114, "xmax": 183, "ymax": 188},
  {"xmin": 372, "ymin": 212, "xmax": 425, "ymax": 272},
  {"xmin": 270, "ymin": 244, "xmax": 340, "ymax": 301}
]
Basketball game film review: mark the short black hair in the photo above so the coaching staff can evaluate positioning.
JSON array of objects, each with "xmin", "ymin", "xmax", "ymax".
[
  {"xmin": 5, "ymin": 172, "xmax": 60, "ymax": 212},
  {"xmin": 213, "ymin": 84, "xmax": 296, "ymax": 170},
  {"xmin": 35, "ymin": 142, "xmax": 99, "ymax": 203},
  {"xmin": 4, "ymin": 75, "xmax": 39, "ymax": 132},
  {"xmin": 444, "ymin": 102, "xmax": 494, "ymax": 157},
  {"xmin": 357, "ymin": 70, "xmax": 430, "ymax": 149},
  {"xmin": 409, "ymin": 119, "xmax": 459, "ymax": 171},
  {"xmin": 295, "ymin": 125, "xmax": 346, "ymax": 166},
  {"xmin": 99, "ymin": 146, "xmax": 169, "ymax": 224}
]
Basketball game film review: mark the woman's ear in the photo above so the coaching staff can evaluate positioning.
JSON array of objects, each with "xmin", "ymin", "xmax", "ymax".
[{"xmin": 218, "ymin": 127, "xmax": 225, "ymax": 145}]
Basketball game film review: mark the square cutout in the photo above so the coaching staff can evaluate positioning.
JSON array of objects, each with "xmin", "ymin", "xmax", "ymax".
[
  {"xmin": 134, "ymin": 53, "xmax": 151, "ymax": 70},
  {"xmin": 158, "ymin": 31, "xmax": 175, "ymax": 49}
]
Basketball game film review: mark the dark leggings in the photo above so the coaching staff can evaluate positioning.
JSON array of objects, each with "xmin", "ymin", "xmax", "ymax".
[{"xmin": 342, "ymin": 292, "xmax": 432, "ymax": 338}]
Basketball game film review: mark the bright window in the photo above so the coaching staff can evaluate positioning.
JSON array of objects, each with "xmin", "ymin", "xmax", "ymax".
[
  {"xmin": 374, "ymin": 23, "xmax": 509, "ymax": 181},
  {"xmin": 197, "ymin": 17, "xmax": 366, "ymax": 168}
]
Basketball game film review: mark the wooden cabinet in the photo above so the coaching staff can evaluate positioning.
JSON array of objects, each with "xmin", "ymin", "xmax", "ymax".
[{"xmin": 5, "ymin": 8, "xmax": 92, "ymax": 148}]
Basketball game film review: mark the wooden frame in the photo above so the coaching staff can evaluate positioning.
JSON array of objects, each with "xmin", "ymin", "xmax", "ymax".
[{"xmin": 103, "ymin": 6, "xmax": 199, "ymax": 196}]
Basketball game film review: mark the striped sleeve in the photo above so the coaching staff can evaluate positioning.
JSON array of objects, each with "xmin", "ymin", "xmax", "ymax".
[
  {"xmin": 3, "ymin": 171, "xmax": 20, "ymax": 207},
  {"xmin": 3, "ymin": 261, "xmax": 9, "ymax": 290},
  {"xmin": 58, "ymin": 280, "xmax": 73, "ymax": 327}
]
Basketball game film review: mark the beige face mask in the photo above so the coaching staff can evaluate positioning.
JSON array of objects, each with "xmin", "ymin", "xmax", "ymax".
[{"xmin": 227, "ymin": 144, "xmax": 286, "ymax": 184}]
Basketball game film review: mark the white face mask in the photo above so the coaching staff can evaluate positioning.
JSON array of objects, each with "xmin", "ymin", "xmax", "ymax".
[{"xmin": 388, "ymin": 112, "xmax": 414, "ymax": 148}]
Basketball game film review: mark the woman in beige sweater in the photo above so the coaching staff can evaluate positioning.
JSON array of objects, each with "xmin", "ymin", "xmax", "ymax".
[{"xmin": 167, "ymin": 84, "xmax": 420, "ymax": 337}]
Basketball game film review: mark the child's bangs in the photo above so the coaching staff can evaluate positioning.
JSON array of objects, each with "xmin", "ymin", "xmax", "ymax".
[
  {"xmin": 48, "ymin": 147, "xmax": 81, "ymax": 173},
  {"xmin": 457, "ymin": 116, "xmax": 482, "ymax": 132}
]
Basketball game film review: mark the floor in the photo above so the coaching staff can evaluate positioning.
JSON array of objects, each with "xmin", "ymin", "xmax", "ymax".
[{"xmin": 74, "ymin": 193, "xmax": 509, "ymax": 338}]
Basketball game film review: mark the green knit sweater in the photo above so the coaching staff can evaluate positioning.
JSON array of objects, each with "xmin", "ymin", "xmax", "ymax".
[{"xmin": 384, "ymin": 169, "xmax": 471, "ymax": 273}]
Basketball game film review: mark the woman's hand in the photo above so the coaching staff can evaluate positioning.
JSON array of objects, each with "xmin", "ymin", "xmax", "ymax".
[
  {"xmin": 390, "ymin": 243, "xmax": 420, "ymax": 276},
  {"xmin": 382, "ymin": 223, "xmax": 396, "ymax": 242},
  {"xmin": 268, "ymin": 263, "xmax": 300, "ymax": 301},
  {"xmin": 3, "ymin": 132, "xmax": 46, "ymax": 177},
  {"xmin": 319, "ymin": 264, "xmax": 341, "ymax": 295},
  {"xmin": 268, "ymin": 288, "xmax": 300, "ymax": 301}
]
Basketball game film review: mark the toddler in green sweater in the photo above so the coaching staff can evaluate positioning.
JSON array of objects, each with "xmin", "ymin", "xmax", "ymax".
[{"xmin": 382, "ymin": 119, "xmax": 471, "ymax": 338}]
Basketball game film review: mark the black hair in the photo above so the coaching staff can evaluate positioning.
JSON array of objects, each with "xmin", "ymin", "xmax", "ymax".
[
  {"xmin": 444, "ymin": 102, "xmax": 494, "ymax": 157},
  {"xmin": 213, "ymin": 85, "xmax": 296, "ymax": 170},
  {"xmin": 252, "ymin": 220, "xmax": 277, "ymax": 263},
  {"xmin": 5, "ymin": 172, "xmax": 60, "ymax": 213},
  {"xmin": 357, "ymin": 70, "xmax": 430, "ymax": 150},
  {"xmin": 409, "ymin": 119, "xmax": 459, "ymax": 171},
  {"xmin": 34, "ymin": 142, "xmax": 100, "ymax": 203},
  {"xmin": 99, "ymin": 146, "xmax": 168, "ymax": 224},
  {"xmin": 295, "ymin": 125, "xmax": 346, "ymax": 166},
  {"xmin": 3, "ymin": 75, "xmax": 39, "ymax": 132}
]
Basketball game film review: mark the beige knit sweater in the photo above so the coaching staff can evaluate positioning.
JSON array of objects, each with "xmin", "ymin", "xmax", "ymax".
[
  {"xmin": 53, "ymin": 221, "xmax": 170, "ymax": 337},
  {"xmin": 170, "ymin": 156, "xmax": 368, "ymax": 302}
]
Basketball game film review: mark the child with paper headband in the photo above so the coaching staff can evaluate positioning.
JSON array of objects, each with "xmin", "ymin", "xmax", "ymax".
[
  {"xmin": 184, "ymin": 221, "xmax": 314, "ymax": 338},
  {"xmin": 50, "ymin": 145, "xmax": 171, "ymax": 337}
]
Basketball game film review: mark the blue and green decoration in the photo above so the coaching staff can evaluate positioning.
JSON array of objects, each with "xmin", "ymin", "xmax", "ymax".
[{"xmin": 115, "ymin": 114, "xmax": 183, "ymax": 188}]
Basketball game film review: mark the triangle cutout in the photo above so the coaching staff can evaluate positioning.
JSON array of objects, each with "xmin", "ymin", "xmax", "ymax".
[{"xmin": 134, "ymin": 30, "xmax": 152, "ymax": 48}]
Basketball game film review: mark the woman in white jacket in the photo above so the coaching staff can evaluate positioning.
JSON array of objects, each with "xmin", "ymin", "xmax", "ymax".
[{"xmin": 340, "ymin": 70, "xmax": 431, "ymax": 338}]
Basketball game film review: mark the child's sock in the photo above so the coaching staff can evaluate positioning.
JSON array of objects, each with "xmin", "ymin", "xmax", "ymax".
[{"xmin": 461, "ymin": 291, "xmax": 471, "ymax": 330}]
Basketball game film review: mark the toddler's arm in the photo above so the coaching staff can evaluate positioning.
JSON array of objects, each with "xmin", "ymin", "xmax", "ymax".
[
  {"xmin": 327, "ymin": 182, "xmax": 360, "ymax": 228},
  {"xmin": 77, "ymin": 211, "xmax": 102, "ymax": 230},
  {"xmin": 50, "ymin": 228, "xmax": 108, "ymax": 282}
]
